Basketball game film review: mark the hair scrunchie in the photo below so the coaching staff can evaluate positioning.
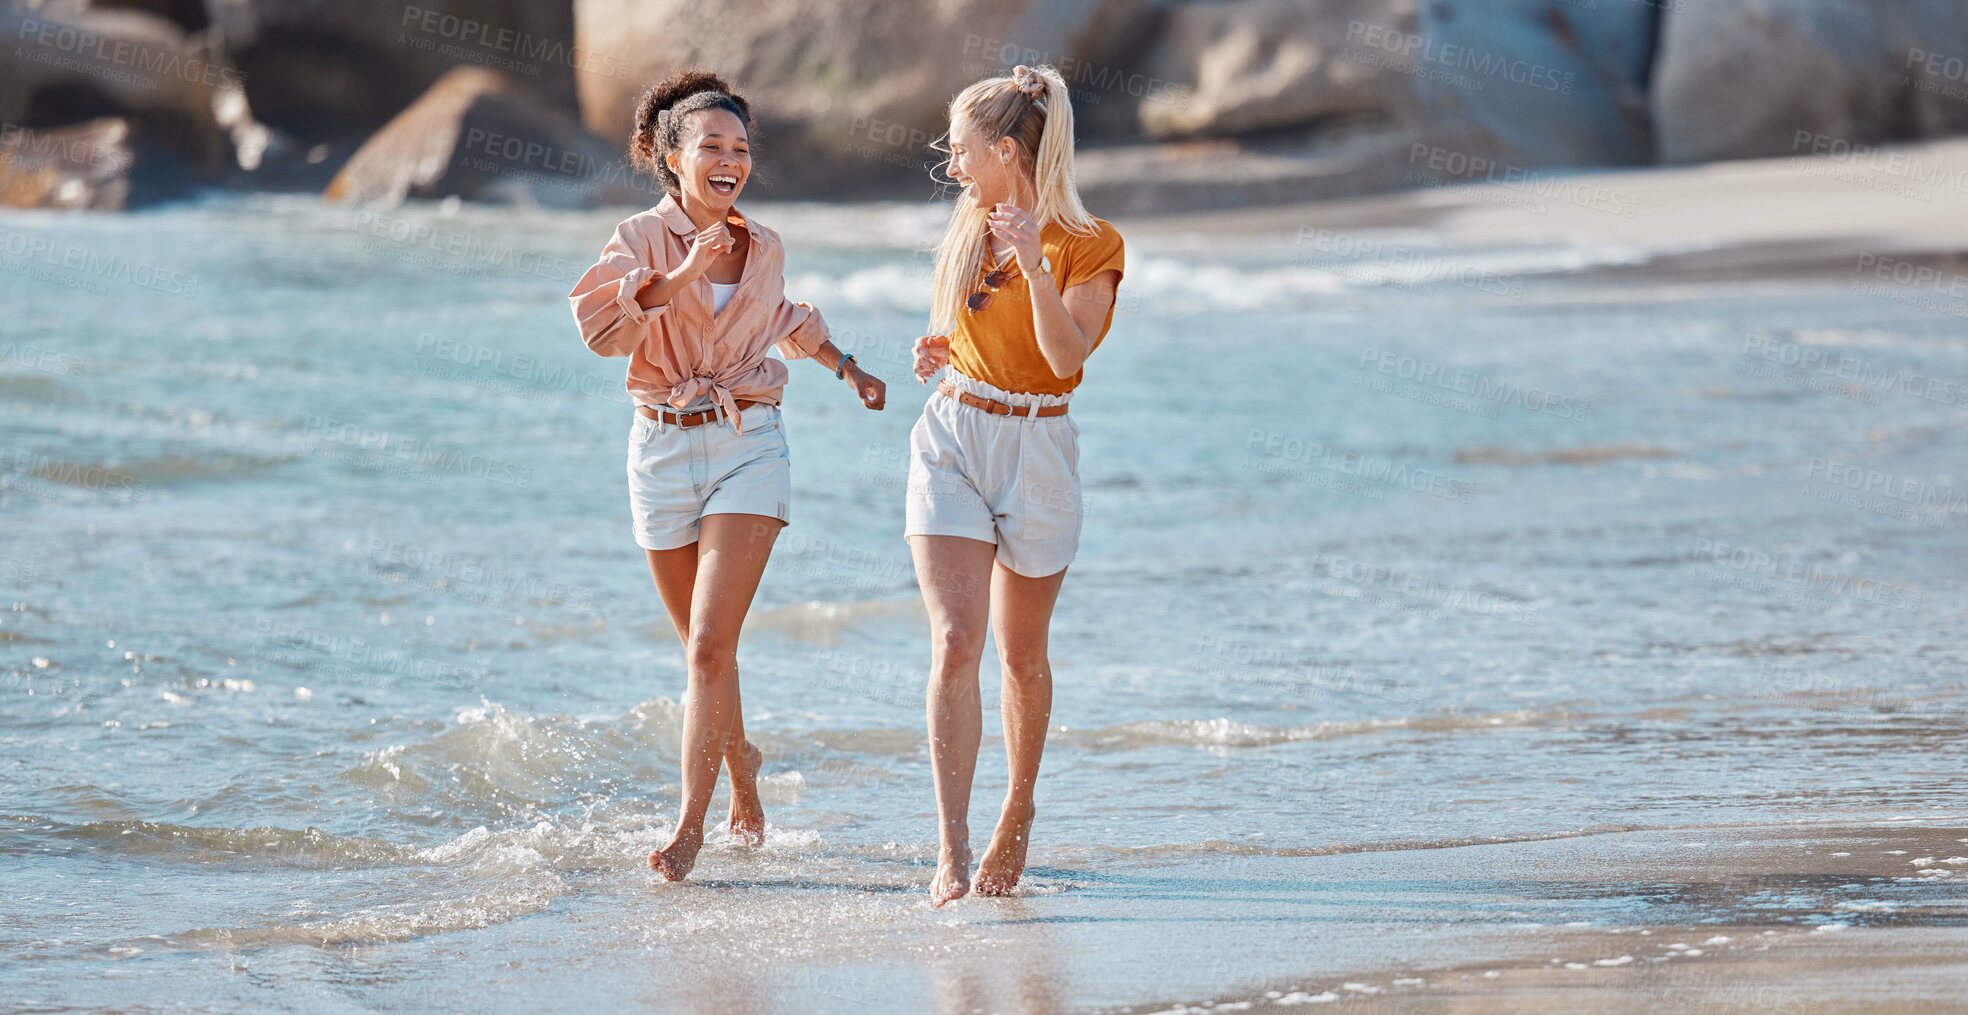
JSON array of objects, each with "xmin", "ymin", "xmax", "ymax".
[{"xmin": 1010, "ymin": 64, "xmax": 1047, "ymax": 101}]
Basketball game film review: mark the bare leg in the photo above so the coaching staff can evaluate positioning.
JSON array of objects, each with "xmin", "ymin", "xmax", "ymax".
[
  {"xmin": 645, "ymin": 542, "xmax": 767, "ymax": 847},
  {"xmin": 908, "ymin": 534, "xmax": 997, "ymax": 907},
  {"xmin": 975, "ymin": 562, "xmax": 1066, "ymax": 896},
  {"xmin": 648, "ymin": 514, "xmax": 781, "ymax": 880}
]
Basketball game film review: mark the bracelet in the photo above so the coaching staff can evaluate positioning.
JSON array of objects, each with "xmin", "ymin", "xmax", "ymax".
[{"xmin": 835, "ymin": 353, "xmax": 856, "ymax": 380}]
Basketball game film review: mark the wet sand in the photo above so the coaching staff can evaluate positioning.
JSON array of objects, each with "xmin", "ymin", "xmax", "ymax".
[{"xmin": 1115, "ymin": 819, "xmax": 1968, "ymax": 1014}]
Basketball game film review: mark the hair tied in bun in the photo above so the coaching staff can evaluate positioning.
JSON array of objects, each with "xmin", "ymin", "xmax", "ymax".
[{"xmin": 629, "ymin": 70, "xmax": 756, "ymax": 196}]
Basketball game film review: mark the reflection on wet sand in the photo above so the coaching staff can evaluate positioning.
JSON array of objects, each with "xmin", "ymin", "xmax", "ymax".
[{"xmin": 929, "ymin": 898, "xmax": 1064, "ymax": 1015}]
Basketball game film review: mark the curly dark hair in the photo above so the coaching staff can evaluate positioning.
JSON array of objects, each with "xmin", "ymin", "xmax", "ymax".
[{"xmin": 629, "ymin": 70, "xmax": 756, "ymax": 197}]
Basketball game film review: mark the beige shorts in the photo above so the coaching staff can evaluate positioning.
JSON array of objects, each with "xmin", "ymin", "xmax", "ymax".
[
  {"xmin": 626, "ymin": 403, "xmax": 790, "ymax": 551},
  {"xmin": 904, "ymin": 371, "xmax": 1082, "ymax": 578}
]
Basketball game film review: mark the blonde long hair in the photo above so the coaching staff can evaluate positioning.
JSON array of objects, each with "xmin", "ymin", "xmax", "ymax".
[{"xmin": 928, "ymin": 64, "xmax": 1095, "ymax": 334}]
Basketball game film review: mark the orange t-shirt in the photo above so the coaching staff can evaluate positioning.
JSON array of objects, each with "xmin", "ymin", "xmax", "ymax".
[{"xmin": 947, "ymin": 217, "xmax": 1125, "ymax": 395}]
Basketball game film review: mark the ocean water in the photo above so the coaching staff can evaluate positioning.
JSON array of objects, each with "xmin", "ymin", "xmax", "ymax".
[{"xmin": 2, "ymin": 195, "xmax": 1965, "ymax": 1011}]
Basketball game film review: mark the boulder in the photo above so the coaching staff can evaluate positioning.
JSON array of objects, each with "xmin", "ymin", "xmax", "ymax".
[
  {"xmin": 1136, "ymin": 0, "xmax": 1655, "ymax": 184},
  {"xmin": 570, "ymin": 0, "xmax": 1157, "ymax": 198},
  {"xmin": 1903, "ymin": 2, "xmax": 1968, "ymax": 139},
  {"xmin": 0, "ymin": 5, "xmax": 236, "ymax": 178},
  {"xmin": 1407, "ymin": 0, "xmax": 1654, "ymax": 169},
  {"xmin": 1653, "ymin": 0, "xmax": 1968, "ymax": 163},
  {"xmin": 209, "ymin": 0, "xmax": 578, "ymax": 146},
  {"xmin": 83, "ymin": 0, "xmax": 209, "ymax": 33},
  {"xmin": 324, "ymin": 66, "xmax": 648, "ymax": 208},
  {"xmin": 1077, "ymin": 126, "xmax": 1417, "ymax": 217},
  {"xmin": 0, "ymin": 118, "xmax": 134, "ymax": 210},
  {"xmin": 1137, "ymin": 0, "xmax": 1417, "ymax": 140}
]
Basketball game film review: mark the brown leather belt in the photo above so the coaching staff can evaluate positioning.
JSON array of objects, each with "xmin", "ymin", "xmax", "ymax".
[
  {"xmin": 636, "ymin": 399, "xmax": 760, "ymax": 428},
  {"xmin": 937, "ymin": 380, "xmax": 1068, "ymax": 418}
]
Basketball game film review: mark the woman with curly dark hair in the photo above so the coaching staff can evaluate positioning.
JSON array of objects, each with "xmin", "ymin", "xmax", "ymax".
[{"xmin": 569, "ymin": 70, "xmax": 887, "ymax": 882}]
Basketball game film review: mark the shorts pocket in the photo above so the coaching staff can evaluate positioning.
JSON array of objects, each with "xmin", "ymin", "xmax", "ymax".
[
  {"xmin": 1052, "ymin": 419, "xmax": 1081, "ymax": 478},
  {"xmin": 1006, "ymin": 425, "xmax": 1082, "ymax": 545},
  {"xmin": 738, "ymin": 411, "xmax": 782, "ymax": 438}
]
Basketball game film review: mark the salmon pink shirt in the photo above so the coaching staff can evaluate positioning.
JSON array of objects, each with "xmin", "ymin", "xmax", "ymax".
[{"xmin": 568, "ymin": 195, "xmax": 829, "ymax": 433}]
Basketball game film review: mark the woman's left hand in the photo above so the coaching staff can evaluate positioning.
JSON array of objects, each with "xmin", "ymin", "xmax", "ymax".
[
  {"xmin": 989, "ymin": 203, "xmax": 1044, "ymax": 273},
  {"xmin": 846, "ymin": 363, "xmax": 887, "ymax": 410}
]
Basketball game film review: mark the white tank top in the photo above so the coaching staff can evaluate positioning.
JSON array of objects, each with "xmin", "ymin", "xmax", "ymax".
[{"xmin": 709, "ymin": 281, "xmax": 739, "ymax": 314}]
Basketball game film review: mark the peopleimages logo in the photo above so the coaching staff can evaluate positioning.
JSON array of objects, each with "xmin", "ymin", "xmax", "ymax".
[
  {"xmin": 1406, "ymin": 144, "xmax": 1641, "ymax": 218},
  {"xmin": 1794, "ymin": 132, "xmax": 1968, "ymax": 195},
  {"xmin": 0, "ymin": 122, "xmax": 129, "ymax": 172},
  {"xmin": 0, "ymin": 228, "xmax": 201, "ymax": 297},
  {"xmin": 1358, "ymin": 347, "xmax": 1589, "ymax": 420},
  {"xmin": 1741, "ymin": 333, "xmax": 1966, "ymax": 407},
  {"xmin": 15, "ymin": 17, "xmax": 245, "ymax": 90},
  {"xmin": 1692, "ymin": 538, "xmax": 1923, "ymax": 611},
  {"xmin": 1345, "ymin": 21, "xmax": 1577, "ymax": 93},
  {"xmin": 398, "ymin": 6, "xmax": 631, "ymax": 79},
  {"xmin": 303, "ymin": 415, "xmax": 532, "ymax": 487},
  {"xmin": 1247, "ymin": 429, "xmax": 1474, "ymax": 502},
  {"xmin": 253, "ymin": 618, "xmax": 484, "ymax": 691},
  {"xmin": 1805, "ymin": 458, "xmax": 1967, "ymax": 513}
]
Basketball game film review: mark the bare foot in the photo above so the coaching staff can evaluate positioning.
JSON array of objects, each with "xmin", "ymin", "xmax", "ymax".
[
  {"xmin": 726, "ymin": 740, "xmax": 766, "ymax": 847},
  {"xmin": 930, "ymin": 845, "xmax": 973, "ymax": 908},
  {"xmin": 974, "ymin": 800, "xmax": 1034, "ymax": 896},
  {"xmin": 648, "ymin": 821, "xmax": 704, "ymax": 882}
]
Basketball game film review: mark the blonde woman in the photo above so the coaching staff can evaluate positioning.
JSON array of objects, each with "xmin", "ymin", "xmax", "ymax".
[
  {"xmin": 569, "ymin": 70, "xmax": 886, "ymax": 881},
  {"xmin": 907, "ymin": 64, "xmax": 1125, "ymax": 905}
]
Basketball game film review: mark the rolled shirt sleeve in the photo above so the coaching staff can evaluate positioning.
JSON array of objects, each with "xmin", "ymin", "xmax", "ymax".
[
  {"xmin": 768, "ymin": 299, "xmax": 830, "ymax": 361},
  {"xmin": 568, "ymin": 223, "xmax": 669, "ymax": 357}
]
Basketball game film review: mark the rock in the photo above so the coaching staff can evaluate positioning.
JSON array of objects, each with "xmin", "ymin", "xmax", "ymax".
[
  {"xmin": 1078, "ymin": 126, "xmax": 1416, "ymax": 217},
  {"xmin": 570, "ymin": 0, "xmax": 1156, "ymax": 198},
  {"xmin": 1137, "ymin": 0, "xmax": 1416, "ymax": 140},
  {"xmin": 0, "ymin": 118, "xmax": 134, "ymax": 210},
  {"xmin": 1902, "ymin": 3, "xmax": 1968, "ymax": 140},
  {"xmin": 1132, "ymin": 0, "xmax": 1657, "ymax": 203},
  {"xmin": 1653, "ymin": 0, "xmax": 1968, "ymax": 163},
  {"xmin": 210, "ymin": 0, "xmax": 578, "ymax": 147},
  {"xmin": 85, "ymin": 0, "xmax": 209, "ymax": 33},
  {"xmin": 324, "ymin": 66, "xmax": 648, "ymax": 208},
  {"xmin": 0, "ymin": 5, "xmax": 237, "ymax": 178},
  {"xmin": 1407, "ymin": 0, "xmax": 1654, "ymax": 169}
]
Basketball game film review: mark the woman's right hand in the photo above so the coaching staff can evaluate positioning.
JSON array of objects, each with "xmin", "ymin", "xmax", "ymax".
[
  {"xmin": 676, "ymin": 223, "xmax": 733, "ymax": 280},
  {"xmin": 913, "ymin": 334, "xmax": 950, "ymax": 383}
]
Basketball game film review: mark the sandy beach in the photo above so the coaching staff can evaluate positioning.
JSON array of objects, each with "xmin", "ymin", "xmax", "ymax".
[
  {"xmin": 1117, "ymin": 818, "xmax": 1968, "ymax": 1014},
  {"xmin": 1143, "ymin": 137, "xmax": 1968, "ymax": 278}
]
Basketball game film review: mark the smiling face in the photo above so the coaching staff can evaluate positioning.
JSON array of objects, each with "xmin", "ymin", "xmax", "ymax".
[
  {"xmin": 666, "ymin": 107, "xmax": 750, "ymax": 212},
  {"xmin": 945, "ymin": 115, "xmax": 1024, "ymax": 209}
]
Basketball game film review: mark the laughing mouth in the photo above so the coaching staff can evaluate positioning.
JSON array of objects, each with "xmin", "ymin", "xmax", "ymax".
[{"xmin": 708, "ymin": 174, "xmax": 739, "ymax": 195}]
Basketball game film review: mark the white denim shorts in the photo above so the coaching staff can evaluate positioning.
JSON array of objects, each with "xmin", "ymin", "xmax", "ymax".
[
  {"xmin": 904, "ymin": 370, "xmax": 1082, "ymax": 578},
  {"xmin": 626, "ymin": 403, "xmax": 790, "ymax": 551}
]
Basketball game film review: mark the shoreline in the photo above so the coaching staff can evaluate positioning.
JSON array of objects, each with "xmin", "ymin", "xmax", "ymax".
[
  {"xmin": 16, "ymin": 138, "xmax": 1966, "ymax": 299},
  {"xmin": 1125, "ymin": 138, "xmax": 1968, "ymax": 282},
  {"xmin": 1112, "ymin": 817, "xmax": 1968, "ymax": 1014}
]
